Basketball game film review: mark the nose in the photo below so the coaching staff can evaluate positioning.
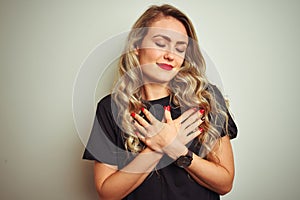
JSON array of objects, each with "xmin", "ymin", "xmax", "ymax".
[{"xmin": 163, "ymin": 50, "xmax": 175, "ymax": 61}]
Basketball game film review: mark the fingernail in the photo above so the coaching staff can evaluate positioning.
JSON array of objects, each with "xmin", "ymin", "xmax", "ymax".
[
  {"xmin": 199, "ymin": 127, "xmax": 203, "ymax": 133},
  {"xmin": 166, "ymin": 105, "xmax": 171, "ymax": 111},
  {"xmin": 199, "ymin": 109, "xmax": 205, "ymax": 115},
  {"xmin": 141, "ymin": 107, "xmax": 145, "ymax": 112},
  {"xmin": 131, "ymin": 112, "xmax": 136, "ymax": 118}
]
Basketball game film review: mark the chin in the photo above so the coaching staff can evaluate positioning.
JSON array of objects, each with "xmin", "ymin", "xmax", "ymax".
[
  {"xmin": 144, "ymin": 76, "xmax": 175, "ymax": 85},
  {"xmin": 143, "ymin": 72, "xmax": 177, "ymax": 84}
]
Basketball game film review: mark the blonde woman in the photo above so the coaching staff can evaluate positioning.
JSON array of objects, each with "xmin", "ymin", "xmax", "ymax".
[{"xmin": 83, "ymin": 4, "xmax": 237, "ymax": 200}]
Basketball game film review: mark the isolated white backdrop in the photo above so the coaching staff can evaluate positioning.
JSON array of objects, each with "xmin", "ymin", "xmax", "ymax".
[{"xmin": 0, "ymin": 0, "xmax": 299, "ymax": 199}]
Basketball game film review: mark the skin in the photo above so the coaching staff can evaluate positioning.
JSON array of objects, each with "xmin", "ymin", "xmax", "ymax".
[
  {"xmin": 94, "ymin": 16, "xmax": 235, "ymax": 200},
  {"xmin": 135, "ymin": 16, "xmax": 188, "ymax": 100}
]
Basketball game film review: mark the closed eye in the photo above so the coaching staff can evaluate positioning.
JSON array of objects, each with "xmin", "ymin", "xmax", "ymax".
[
  {"xmin": 175, "ymin": 45, "xmax": 187, "ymax": 53},
  {"xmin": 176, "ymin": 48, "xmax": 186, "ymax": 53},
  {"xmin": 155, "ymin": 42, "xmax": 166, "ymax": 48}
]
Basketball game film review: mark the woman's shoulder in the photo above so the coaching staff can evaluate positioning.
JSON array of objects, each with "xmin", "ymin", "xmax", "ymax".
[
  {"xmin": 96, "ymin": 94, "xmax": 119, "ymax": 118},
  {"xmin": 94, "ymin": 94, "xmax": 116, "ymax": 119},
  {"xmin": 207, "ymin": 83, "xmax": 223, "ymax": 96},
  {"xmin": 206, "ymin": 83, "xmax": 226, "ymax": 106},
  {"xmin": 97, "ymin": 94, "xmax": 113, "ymax": 110},
  {"xmin": 99, "ymin": 93, "xmax": 112, "ymax": 104},
  {"xmin": 207, "ymin": 83, "xmax": 238, "ymax": 139}
]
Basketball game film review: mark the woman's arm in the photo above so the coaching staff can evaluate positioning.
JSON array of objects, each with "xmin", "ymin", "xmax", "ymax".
[
  {"xmin": 185, "ymin": 135, "xmax": 235, "ymax": 195},
  {"xmin": 130, "ymin": 107, "xmax": 235, "ymax": 195},
  {"xmin": 94, "ymin": 147, "xmax": 163, "ymax": 200}
]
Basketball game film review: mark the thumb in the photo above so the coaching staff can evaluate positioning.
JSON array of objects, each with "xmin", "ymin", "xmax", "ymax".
[{"xmin": 164, "ymin": 105, "xmax": 172, "ymax": 123}]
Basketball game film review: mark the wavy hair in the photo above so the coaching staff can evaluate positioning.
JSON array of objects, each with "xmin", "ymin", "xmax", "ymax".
[{"xmin": 112, "ymin": 4, "xmax": 228, "ymax": 159}]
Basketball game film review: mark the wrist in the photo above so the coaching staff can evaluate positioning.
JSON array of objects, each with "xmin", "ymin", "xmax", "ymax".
[
  {"xmin": 174, "ymin": 149, "xmax": 193, "ymax": 168},
  {"xmin": 175, "ymin": 146, "xmax": 188, "ymax": 159},
  {"xmin": 143, "ymin": 147, "xmax": 164, "ymax": 155},
  {"xmin": 163, "ymin": 139, "xmax": 187, "ymax": 160}
]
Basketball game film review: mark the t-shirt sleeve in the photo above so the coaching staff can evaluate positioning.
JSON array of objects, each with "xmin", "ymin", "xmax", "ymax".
[
  {"xmin": 82, "ymin": 95, "xmax": 124, "ymax": 165},
  {"xmin": 208, "ymin": 84, "xmax": 238, "ymax": 139}
]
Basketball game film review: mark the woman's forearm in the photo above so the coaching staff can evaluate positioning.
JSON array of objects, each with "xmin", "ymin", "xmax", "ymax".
[
  {"xmin": 185, "ymin": 136, "xmax": 235, "ymax": 195},
  {"xmin": 96, "ymin": 148, "xmax": 163, "ymax": 200},
  {"xmin": 185, "ymin": 155, "xmax": 234, "ymax": 195}
]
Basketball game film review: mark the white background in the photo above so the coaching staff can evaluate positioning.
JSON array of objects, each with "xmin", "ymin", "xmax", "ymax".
[{"xmin": 1, "ymin": 0, "xmax": 299, "ymax": 199}]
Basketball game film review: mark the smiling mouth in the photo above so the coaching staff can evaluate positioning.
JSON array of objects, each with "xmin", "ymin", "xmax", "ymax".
[{"xmin": 157, "ymin": 63, "xmax": 173, "ymax": 71}]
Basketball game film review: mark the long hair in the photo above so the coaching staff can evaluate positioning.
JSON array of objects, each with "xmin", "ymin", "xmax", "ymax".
[{"xmin": 112, "ymin": 4, "xmax": 228, "ymax": 159}]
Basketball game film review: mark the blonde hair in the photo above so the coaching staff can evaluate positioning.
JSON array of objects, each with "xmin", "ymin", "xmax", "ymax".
[{"xmin": 112, "ymin": 4, "xmax": 228, "ymax": 159}]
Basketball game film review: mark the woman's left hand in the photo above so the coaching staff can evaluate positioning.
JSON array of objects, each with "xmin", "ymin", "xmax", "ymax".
[{"xmin": 131, "ymin": 106, "xmax": 203, "ymax": 158}]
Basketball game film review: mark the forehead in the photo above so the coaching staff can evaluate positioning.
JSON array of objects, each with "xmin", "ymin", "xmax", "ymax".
[{"xmin": 146, "ymin": 17, "xmax": 188, "ymax": 42}]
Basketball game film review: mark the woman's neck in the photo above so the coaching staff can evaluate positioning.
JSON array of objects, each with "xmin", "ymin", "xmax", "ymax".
[{"xmin": 142, "ymin": 83, "xmax": 170, "ymax": 101}]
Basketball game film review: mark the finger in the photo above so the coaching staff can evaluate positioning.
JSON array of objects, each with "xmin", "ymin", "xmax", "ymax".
[
  {"xmin": 164, "ymin": 105, "xmax": 172, "ymax": 123},
  {"xmin": 175, "ymin": 108, "xmax": 197, "ymax": 124},
  {"xmin": 199, "ymin": 108, "xmax": 205, "ymax": 117},
  {"xmin": 183, "ymin": 119, "xmax": 203, "ymax": 134},
  {"xmin": 131, "ymin": 113, "xmax": 148, "ymax": 135},
  {"xmin": 132, "ymin": 120, "xmax": 148, "ymax": 136},
  {"xmin": 131, "ymin": 112, "xmax": 150, "ymax": 128},
  {"xmin": 186, "ymin": 129, "xmax": 202, "ymax": 144},
  {"xmin": 181, "ymin": 108, "xmax": 205, "ymax": 122},
  {"xmin": 134, "ymin": 131, "xmax": 146, "ymax": 143},
  {"xmin": 181, "ymin": 109, "xmax": 203, "ymax": 129},
  {"xmin": 141, "ymin": 107, "xmax": 158, "ymax": 125},
  {"xmin": 144, "ymin": 138, "xmax": 152, "ymax": 146}
]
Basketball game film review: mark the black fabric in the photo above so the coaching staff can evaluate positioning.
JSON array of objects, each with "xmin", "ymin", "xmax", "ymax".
[
  {"xmin": 82, "ymin": 84, "xmax": 238, "ymax": 200},
  {"xmin": 207, "ymin": 84, "xmax": 238, "ymax": 139}
]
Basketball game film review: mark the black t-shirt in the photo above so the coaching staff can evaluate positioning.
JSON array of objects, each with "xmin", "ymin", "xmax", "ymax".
[{"xmin": 83, "ymin": 84, "xmax": 238, "ymax": 200}]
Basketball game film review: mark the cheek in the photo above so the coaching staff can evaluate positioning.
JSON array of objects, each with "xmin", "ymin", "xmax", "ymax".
[
  {"xmin": 178, "ymin": 56, "xmax": 185, "ymax": 64},
  {"xmin": 175, "ymin": 54, "xmax": 185, "ymax": 67},
  {"xmin": 138, "ymin": 48, "xmax": 162, "ymax": 65}
]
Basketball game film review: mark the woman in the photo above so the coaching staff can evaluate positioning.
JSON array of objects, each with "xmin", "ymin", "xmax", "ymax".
[{"xmin": 83, "ymin": 4, "xmax": 237, "ymax": 200}]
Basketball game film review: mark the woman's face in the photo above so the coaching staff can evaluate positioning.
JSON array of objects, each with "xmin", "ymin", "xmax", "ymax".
[{"xmin": 136, "ymin": 16, "xmax": 188, "ymax": 84}]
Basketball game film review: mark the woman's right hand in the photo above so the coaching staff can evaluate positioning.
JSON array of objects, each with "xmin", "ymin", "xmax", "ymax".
[
  {"xmin": 166, "ymin": 107, "xmax": 205, "ymax": 145},
  {"xmin": 131, "ymin": 107, "xmax": 204, "ymax": 158}
]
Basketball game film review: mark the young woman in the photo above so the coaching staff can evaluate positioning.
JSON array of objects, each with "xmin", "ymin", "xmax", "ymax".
[{"xmin": 83, "ymin": 4, "xmax": 237, "ymax": 200}]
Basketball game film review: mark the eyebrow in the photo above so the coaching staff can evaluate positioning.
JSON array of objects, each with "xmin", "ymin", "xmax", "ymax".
[{"xmin": 152, "ymin": 34, "xmax": 188, "ymax": 45}]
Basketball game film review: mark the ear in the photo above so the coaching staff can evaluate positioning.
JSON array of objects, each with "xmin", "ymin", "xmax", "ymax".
[{"xmin": 134, "ymin": 45, "xmax": 139, "ymax": 56}]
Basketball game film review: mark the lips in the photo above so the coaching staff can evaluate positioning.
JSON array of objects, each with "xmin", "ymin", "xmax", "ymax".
[{"xmin": 157, "ymin": 63, "xmax": 173, "ymax": 71}]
